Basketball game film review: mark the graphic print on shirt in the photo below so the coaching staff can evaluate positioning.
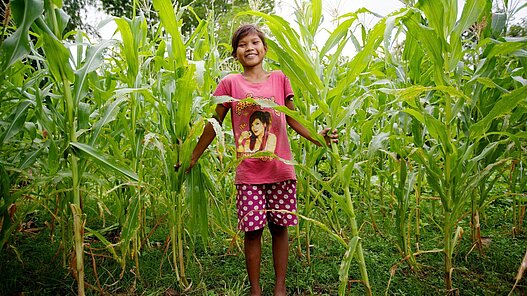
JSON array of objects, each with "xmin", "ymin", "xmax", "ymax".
[{"xmin": 236, "ymin": 93, "xmax": 279, "ymax": 159}]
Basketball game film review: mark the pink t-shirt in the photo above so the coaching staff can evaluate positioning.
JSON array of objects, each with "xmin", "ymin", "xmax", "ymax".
[{"xmin": 213, "ymin": 70, "xmax": 296, "ymax": 184}]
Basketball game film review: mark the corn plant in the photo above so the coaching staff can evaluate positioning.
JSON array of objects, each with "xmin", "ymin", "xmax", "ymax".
[
  {"xmin": 392, "ymin": 0, "xmax": 527, "ymax": 291},
  {"xmin": 1, "ymin": 1, "xmax": 142, "ymax": 294}
]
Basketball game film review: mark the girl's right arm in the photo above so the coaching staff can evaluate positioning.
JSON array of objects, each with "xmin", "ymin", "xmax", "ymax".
[{"xmin": 189, "ymin": 104, "xmax": 229, "ymax": 170}]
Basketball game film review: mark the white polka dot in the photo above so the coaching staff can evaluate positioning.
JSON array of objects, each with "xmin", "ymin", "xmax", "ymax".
[
  {"xmin": 253, "ymin": 195, "xmax": 258, "ymax": 200},
  {"xmin": 245, "ymin": 227, "xmax": 249, "ymax": 231},
  {"xmin": 272, "ymin": 185, "xmax": 276, "ymax": 189},
  {"xmin": 287, "ymin": 214, "xmax": 292, "ymax": 219},
  {"xmin": 243, "ymin": 196, "xmax": 247, "ymax": 201},
  {"xmin": 260, "ymin": 220, "xmax": 265, "ymax": 224},
  {"xmin": 252, "ymin": 186, "xmax": 257, "ymax": 190},
  {"xmin": 279, "ymin": 199, "xmax": 284, "ymax": 204},
  {"xmin": 244, "ymin": 217, "xmax": 248, "ymax": 221},
  {"xmin": 283, "ymin": 219, "xmax": 287, "ymax": 224},
  {"xmin": 259, "ymin": 200, "xmax": 264, "ymax": 205},
  {"xmin": 248, "ymin": 201, "xmax": 253, "ymax": 205},
  {"xmin": 243, "ymin": 206, "xmax": 247, "ymax": 211},
  {"xmin": 285, "ymin": 205, "xmax": 290, "ymax": 209},
  {"xmin": 249, "ymin": 212, "xmax": 254, "ymax": 216},
  {"xmin": 255, "ymin": 216, "xmax": 259, "ymax": 221},
  {"xmin": 242, "ymin": 185, "xmax": 247, "ymax": 190},
  {"xmin": 255, "ymin": 206, "xmax": 259, "ymax": 210},
  {"xmin": 275, "ymin": 204, "xmax": 279, "ymax": 209},
  {"xmin": 248, "ymin": 190, "xmax": 252, "ymax": 195},
  {"xmin": 249, "ymin": 222, "xmax": 254, "ymax": 226},
  {"xmin": 267, "ymin": 190, "xmax": 272, "ymax": 194},
  {"xmin": 278, "ymin": 190, "xmax": 282, "ymax": 194},
  {"xmin": 290, "ymin": 199, "xmax": 295, "ymax": 204},
  {"xmin": 293, "ymin": 219, "xmax": 298, "ymax": 224},
  {"xmin": 284, "ymin": 194, "xmax": 288, "ymax": 198},
  {"xmin": 269, "ymin": 200, "xmax": 274, "ymax": 203},
  {"xmin": 277, "ymin": 214, "xmax": 282, "ymax": 218},
  {"xmin": 258, "ymin": 190, "xmax": 262, "ymax": 194},
  {"xmin": 273, "ymin": 195, "xmax": 278, "ymax": 199}
]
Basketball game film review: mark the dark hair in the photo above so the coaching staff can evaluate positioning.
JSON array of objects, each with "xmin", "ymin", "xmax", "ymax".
[
  {"xmin": 249, "ymin": 111, "xmax": 271, "ymax": 151},
  {"xmin": 231, "ymin": 24, "xmax": 267, "ymax": 58}
]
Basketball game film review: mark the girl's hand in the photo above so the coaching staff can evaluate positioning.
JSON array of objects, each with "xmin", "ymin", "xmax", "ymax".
[{"xmin": 320, "ymin": 128, "xmax": 339, "ymax": 146}]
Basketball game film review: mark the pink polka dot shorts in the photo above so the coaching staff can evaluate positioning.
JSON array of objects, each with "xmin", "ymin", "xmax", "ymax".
[{"xmin": 236, "ymin": 180, "xmax": 298, "ymax": 232}]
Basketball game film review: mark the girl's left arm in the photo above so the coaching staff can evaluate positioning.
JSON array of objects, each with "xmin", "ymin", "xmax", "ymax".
[{"xmin": 285, "ymin": 99, "xmax": 338, "ymax": 146}]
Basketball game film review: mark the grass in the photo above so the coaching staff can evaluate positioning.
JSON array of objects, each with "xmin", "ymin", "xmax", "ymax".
[{"xmin": 1, "ymin": 196, "xmax": 526, "ymax": 295}]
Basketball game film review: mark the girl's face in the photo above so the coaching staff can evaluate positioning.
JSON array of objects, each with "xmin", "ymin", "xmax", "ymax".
[
  {"xmin": 251, "ymin": 118, "xmax": 265, "ymax": 136},
  {"xmin": 236, "ymin": 33, "xmax": 267, "ymax": 68}
]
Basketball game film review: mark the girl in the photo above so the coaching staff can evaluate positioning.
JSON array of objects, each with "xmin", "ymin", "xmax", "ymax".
[{"xmin": 189, "ymin": 24, "xmax": 338, "ymax": 296}]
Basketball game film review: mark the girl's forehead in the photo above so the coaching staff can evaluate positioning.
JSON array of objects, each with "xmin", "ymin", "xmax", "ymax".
[{"xmin": 239, "ymin": 33, "xmax": 262, "ymax": 42}]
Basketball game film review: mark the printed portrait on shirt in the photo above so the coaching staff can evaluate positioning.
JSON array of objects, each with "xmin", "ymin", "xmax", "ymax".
[{"xmin": 237, "ymin": 110, "xmax": 277, "ymax": 154}]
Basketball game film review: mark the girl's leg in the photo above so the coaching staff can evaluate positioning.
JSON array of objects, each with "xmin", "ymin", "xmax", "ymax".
[
  {"xmin": 269, "ymin": 222, "xmax": 288, "ymax": 296},
  {"xmin": 245, "ymin": 228, "xmax": 264, "ymax": 296}
]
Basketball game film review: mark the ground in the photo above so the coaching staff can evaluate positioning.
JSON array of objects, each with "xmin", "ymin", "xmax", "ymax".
[{"xmin": 0, "ymin": 197, "xmax": 526, "ymax": 295}]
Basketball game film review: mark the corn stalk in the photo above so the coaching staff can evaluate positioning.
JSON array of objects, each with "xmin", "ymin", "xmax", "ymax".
[{"xmin": 396, "ymin": 0, "xmax": 526, "ymax": 291}]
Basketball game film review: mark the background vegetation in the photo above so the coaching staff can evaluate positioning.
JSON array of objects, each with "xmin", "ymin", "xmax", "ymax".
[{"xmin": 0, "ymin": 0, "xmax": 526, "ymax": 295}]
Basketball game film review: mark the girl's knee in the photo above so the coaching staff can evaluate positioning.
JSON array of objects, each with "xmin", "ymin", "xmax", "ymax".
[
  {"xmin": 245, "ymin": 228, "xmax": 264, "ymax": 241},
  {"xmin": 268, "ymin": 222, "xmax": 288, "ymax": 236}
]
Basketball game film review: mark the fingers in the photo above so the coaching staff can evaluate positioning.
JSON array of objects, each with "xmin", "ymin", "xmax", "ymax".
[
  {"xmin": 327, "ymin": 129, "xmax": 338, "ymax": 139},
  {"xmin": 321, "ymin": 128, "xmax": 339, "ymax": 145}
]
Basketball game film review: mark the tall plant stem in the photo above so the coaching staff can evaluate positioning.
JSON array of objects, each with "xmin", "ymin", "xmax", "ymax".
[
  {"xmin": 71, "ymin": 204, "xmax": 85, "ymax": 296},
  {"xmin": 444, "ymin": 212, "xmax": 453, "ymax": 292},
  {"xmin": 177, "ymin": 188, "xmax": 188, "ymax": 286},
  {"xmin": 415, "ymin": 169, "xmax": 422, "ymax": 252},
  {"xmin": 442, "ymin": 92, "xmax": 455, "ymax": 292},
  {"xmin": 331, "ymin": 143, "xmax": 371, "ymax": 294},
  {"xmin": 169, "ymin": 210, "xmax": 181, "ymax": 282},
  {"xmin": 62, "ymin": 71, "xmax": 84, "ymax": 295}
]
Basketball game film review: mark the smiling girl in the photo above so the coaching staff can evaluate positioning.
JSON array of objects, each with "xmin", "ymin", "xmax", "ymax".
[{"xmin": 189, "ymin": 24, "xmax": 338, "ymax": 296}]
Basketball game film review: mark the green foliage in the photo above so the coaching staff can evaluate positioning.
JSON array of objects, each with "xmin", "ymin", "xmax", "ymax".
[{"xmin": 0, "ymin": 0, "xmax": 526, "ymax": 295}]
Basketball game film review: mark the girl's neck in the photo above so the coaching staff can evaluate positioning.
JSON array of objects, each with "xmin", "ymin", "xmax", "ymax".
[{"xmin": 242, "ymin": 67, "xmax": 270, "ymax": 83}]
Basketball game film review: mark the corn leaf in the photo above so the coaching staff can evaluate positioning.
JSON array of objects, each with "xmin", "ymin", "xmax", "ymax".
[
  {"xmin": 0, "ymin": 0, "xmax": 43, "ymax": 72},
  {"xmin": 115, "ymin": 18, "xmax": 139, "ymax": 80},
  {"xmin": 19, "ymin": 147, "xmax": 44, "ymax": 169},
  {"xmin": 187, "ymin": 162, "xmax": 209, "ymax": 247},
  {"xmin": 470, "ymin": 86, "xmax": 527, "ymax": 138},
  {"xmin": 73, "ymin": 40, "xmax": 116, "ymax": 105},
  {"xmin": 308, "ymin": 0, "xmax": 322, "ymax": 37},
  {"xmin": 320, "ymin": 18, "xmax": 353, "ymax": 58},
  {"xmin": 70, "ymin": 141, "xmax": 139, "ymax": 181},
  {"xmin": 89, "ymin": 97, "xmax": 128, "ymax": 146},
  {"xmin": 0, "ymin": 100, "xmax": 32, "ymax": 148},
  {"xmin": 338, "ymin": 236, "xmax": 360, "ymax": 295},
  {"xmin": 152, "ymin": 0, "xmax": 186, "ymax": 67}
]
